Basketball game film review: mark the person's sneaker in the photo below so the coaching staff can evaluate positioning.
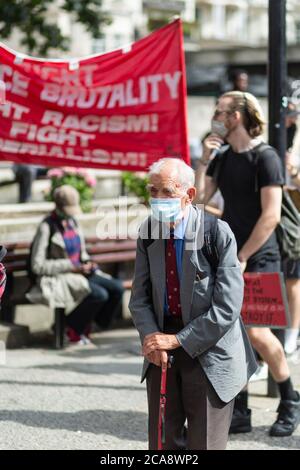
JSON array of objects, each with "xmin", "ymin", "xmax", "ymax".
[
  {"xmin": 83, "ymin": 324, "xmax": 92, "ymax": 338},
  {"xmin": 229, "ymin": 408, "xmax": 252, "ymax": 434},
  {"xmin": 66, "ymin": 327, "xmax": 81, "ymax": 343},
  {"xmin": 269, "ymin": 391, "xmax": 300, "ymax": 437},
  {"xmin": 79, "ymin": 334, "xmax": 92, "ymax": 345}
]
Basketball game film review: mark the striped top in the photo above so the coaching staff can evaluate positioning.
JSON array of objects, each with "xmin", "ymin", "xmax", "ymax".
[
  {"xmin": 0, "ymin": 263, "xmax": 6, "ymax": 299},
  {"xmin": 61, "ymin": 218, "xmax": 81, "ymax": 266}
]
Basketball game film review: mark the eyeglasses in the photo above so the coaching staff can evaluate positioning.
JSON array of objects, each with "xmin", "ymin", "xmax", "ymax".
[{"xmin": 212, "ymin": 109, "xmax": 231, "ymax": 118}]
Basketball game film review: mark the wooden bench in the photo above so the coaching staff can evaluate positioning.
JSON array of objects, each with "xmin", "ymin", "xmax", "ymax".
[
  {"xmin": 1, "ymin": 237, "xmax": 136, "ymax": 349},
  {"xmin": 1, "ymin": 205, "xmax": 220, "ymax": 350}
]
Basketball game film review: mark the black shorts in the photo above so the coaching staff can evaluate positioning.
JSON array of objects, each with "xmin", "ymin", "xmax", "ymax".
[
  {"xmin": 283, "ymin": 258, "xmax": 300, "ymax": 279},
  {"xmin": 245, "ymin": 256, "xmax": 281, "ymax": 274}
]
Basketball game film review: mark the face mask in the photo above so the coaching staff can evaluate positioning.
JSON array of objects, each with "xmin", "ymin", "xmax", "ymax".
[
  {"xmin": 150, "ymin": 198, "xmax": 183, "ymax": 223},
  {"xmin": 55, "ymin": 208, "xmax": 70, "ymax": 220},
  {"xmin": 211, "ymin": 119, "xmax": 228, "ymax": 138}
]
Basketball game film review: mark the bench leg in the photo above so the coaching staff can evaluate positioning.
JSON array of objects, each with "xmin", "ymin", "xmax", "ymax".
[{"xmin": 54, "ymin": 308, "xmax": 65, "ymax": 349}]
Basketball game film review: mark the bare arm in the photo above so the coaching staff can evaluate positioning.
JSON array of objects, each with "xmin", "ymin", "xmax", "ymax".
[
  {"xmin": 194, "ymin": 133, "xmax": 223, "ymax": 204},
  {"xmin": 195, "ymin": 168, "xmax": 218, "ymax": 205},
  {"xmin": 238, "ymin": 186, "xmax": 282, "ymax": 263}
]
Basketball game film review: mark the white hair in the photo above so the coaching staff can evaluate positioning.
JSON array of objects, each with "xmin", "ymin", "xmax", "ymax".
[{"xmin": 148, "ymin": 158, "xmax": 195, "ymax": 189}]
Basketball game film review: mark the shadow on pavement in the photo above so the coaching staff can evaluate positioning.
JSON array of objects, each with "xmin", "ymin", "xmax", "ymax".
[
  {"xmin": 28, "ymin": 329, "xmax": 142, "ymax": 359},
  {"xmin": 0, "ymin": 409, "xmax": 147, "ymax": 442},
  {"xmin": 31, "ymin": 361, "xmax": 142, "ymax": 376},
  {"xmin": 0, "ymin": 379, "xmax": 144, "ymax": 392},
  {"xmin": 229, "ymin": 425, "xmax": 300, "ymax": 449}
]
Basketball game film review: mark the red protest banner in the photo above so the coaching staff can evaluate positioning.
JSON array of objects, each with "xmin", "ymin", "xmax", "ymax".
[
  {"xmin": 0, "ymin": 19, "xmax": 189, "ymax": 171},
  {"xmin": 241, "ymin": 272, "xmax": 290, "ymax": 328}
]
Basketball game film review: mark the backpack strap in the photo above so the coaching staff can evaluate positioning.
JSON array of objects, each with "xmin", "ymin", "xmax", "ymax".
[
  {"xmin": 252, "ymin": 142, "xmax": 273, "ymax": 192},
  {"xmin": 141, "ymin": 213, "xmax": 220, "ymax": 271},
  {"xmin": 142, "ymin": 217, "xmax": 155, "ymax": 251},
  {"xmin": 202, "ymin": 212, "xmax": 219, "ymax": 271}
]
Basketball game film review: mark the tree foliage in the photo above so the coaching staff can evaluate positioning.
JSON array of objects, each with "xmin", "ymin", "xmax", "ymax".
[{"xmin": 0, "ymin": 0, "xmax": 111, "ymax": 56}]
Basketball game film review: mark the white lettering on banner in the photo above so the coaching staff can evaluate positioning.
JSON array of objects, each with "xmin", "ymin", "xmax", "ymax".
[
  {"xmin": 77, "ymin": 89, "xmax": 98, "ymax": 109},
  {"xmin": 145, "ymin": 74, "xmax": 161, "ymax": 102},
  {"xmin": 0, "ymin": 101, "xmax": 30, "ymax": 120},
  {"xmin": 139, "ymin": 76, "xmax": 147, "ymax": 104},
  {"xmin": 0, "ymin": 20, "xmax": 189, "ymax": 169},
  {"xmin": 39, "ymin": 72, "xmax": 182, "ymax": 109},
  {"xmin": 0, "ymin": 65, "xmax": 30, "ymax": 98},
  {"xmin": 58, "ymin": 86, "xmax": 80, "ymax": 107},
  {"xmin": 164, "ymin": 71, "xmax": 181, "ymax": 99},
  {"xmin": 10, "ymin": 122, "xmax": 95, "ymax": 146},
  {"xmin": 40, "ymin": 83, "xmax": 59, "ymax": 103},
  {"xmin": 21, "ymin": 63, "xmax": 99, "ymax": 86},
  {"xmin": 0, "ymin": 137, "xmax": 147, "ymax": 167},
  {"xmin": 41, "ymin": 111, "xmax": 159, "ymax": 133},
  {"xmin": 107, "ymin": 84, "xmax": 126, "ymax": 108},
  {"xmin": 125, "ymin": 79, "xmax": 139, "ymax": 106}
]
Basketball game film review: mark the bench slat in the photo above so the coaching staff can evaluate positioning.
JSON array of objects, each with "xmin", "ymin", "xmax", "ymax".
[
  {"xmin": 5, "ymin": 261, "xmax": 27, "ymax": 273},
  {"xmin": 5, "ymin": 252, "xmax": 136, "ymax": 273},
  {"xmin": 4, "ymin": 240, "xmax": 137, "ymax": 263},
  {"xmin": 87, "ymin": 240, "xmax": 136, "ymax": 254},
  {"xmin": 91, "ymin": 251, "xmax": 136, "ymax": 264},
  {"xmin": 5, "ymin": 242, "xmax": 31, "ymax": 251}
]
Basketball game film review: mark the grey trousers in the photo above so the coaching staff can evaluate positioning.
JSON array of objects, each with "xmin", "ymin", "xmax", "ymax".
[{"xmin": 146, "ymin": 347, "xmax": 234, "ymax": 450}]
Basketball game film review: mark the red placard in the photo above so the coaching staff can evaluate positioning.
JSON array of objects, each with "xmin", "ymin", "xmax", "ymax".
[
  {"xmin": 0, "ymin": 19, "xmax": 189, "ymax": 171},
  {"xmin": 241, "ymin": 272, "xmax": 290, "ymax": 328}
]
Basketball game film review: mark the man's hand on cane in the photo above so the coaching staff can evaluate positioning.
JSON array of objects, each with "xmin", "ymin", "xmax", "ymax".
[
  {"xmin": 146, "ymin": 350, "xmax": 169, "ymax": 369},
  {"xmin": 143, "ymin": 332, "xmax": 180, "ymax": 363}
]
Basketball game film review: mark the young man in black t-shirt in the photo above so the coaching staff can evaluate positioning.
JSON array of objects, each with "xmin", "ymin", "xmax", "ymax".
[{"xmin": 195, "ymin": 91, "xmax": 300, "ymax": 437}]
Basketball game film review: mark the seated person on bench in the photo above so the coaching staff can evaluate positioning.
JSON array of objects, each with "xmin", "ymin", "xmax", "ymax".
[{"xmin": 26, "ymin": 185, "xmax": 124, "ymax": 345}]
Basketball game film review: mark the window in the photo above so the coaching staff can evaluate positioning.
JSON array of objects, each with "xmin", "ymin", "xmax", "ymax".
[{"xmin": 91, "ymin": 38, "xmax": 106, "ymax": 54}]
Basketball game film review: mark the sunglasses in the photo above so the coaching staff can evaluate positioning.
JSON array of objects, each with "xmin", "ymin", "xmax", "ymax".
[{"xmin": 213, "ymin": 109, "xmax": 232, "ymax": 118}]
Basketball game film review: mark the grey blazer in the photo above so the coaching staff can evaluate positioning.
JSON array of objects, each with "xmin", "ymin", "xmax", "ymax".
[{"xmin": 129, "ymin": 206, "xmax": 257, "ymax": 403}]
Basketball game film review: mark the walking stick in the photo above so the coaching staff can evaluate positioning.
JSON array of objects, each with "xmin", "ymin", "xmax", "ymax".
[{"xmin": 158, "ymin": 355, "xmax": 174, "ymax": 450}]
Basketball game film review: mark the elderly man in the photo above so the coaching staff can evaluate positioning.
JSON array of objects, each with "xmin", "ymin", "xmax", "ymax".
[{"xmin": 129, "ymin": 158, "xmax": 257, "ymax": 450}]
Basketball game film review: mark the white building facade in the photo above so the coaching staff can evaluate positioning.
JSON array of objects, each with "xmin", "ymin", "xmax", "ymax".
[
  {"xmin": 194, "ymin": 0, "xmax": 300, "ymax": 47},
  {"xmin": 3, "ymin": 0, "xmax": 300, "ymax": 57}
]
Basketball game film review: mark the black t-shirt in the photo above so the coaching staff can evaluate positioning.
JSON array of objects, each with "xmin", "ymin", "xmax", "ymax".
[
  {"xmin": 287, "ymin": 123, "xmax": 297, "ymax": 150},
  {"xmin": 206, "ymin": 143, "xmax": 285, "ymax": 261}
]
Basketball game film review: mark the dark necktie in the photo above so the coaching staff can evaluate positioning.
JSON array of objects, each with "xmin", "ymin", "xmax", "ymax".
[{"xmin": 166, "ymin": 230, "xmax": 182, "ymax": 317}]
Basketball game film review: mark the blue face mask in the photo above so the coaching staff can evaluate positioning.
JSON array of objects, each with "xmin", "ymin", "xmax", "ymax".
[{"xmin": 150, "ymin": 198, "xmax": 182, "ymax": 223}]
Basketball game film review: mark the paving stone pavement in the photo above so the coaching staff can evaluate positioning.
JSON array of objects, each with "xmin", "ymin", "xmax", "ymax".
[{"xmin": 0, "ymin": 327, "xmax": 299, "ymax": 450}]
